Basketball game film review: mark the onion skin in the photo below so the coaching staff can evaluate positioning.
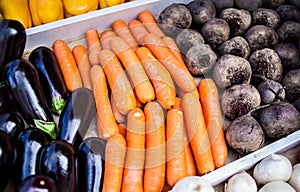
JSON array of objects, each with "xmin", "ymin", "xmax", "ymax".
[
  {"xmin": 258, "ymin": 181, "xmax": 296, "ymax": 192},
  {"xmin": 288, "ymin": 163, "xmax": 300, "ymax": 191}
]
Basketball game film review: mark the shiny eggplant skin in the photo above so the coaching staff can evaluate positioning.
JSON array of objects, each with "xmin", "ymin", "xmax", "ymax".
[
  {"xmin": 58, "ymin": 88, "xmax": 96, "ymax": 148},
  {"xmin": 3, "ymin": 59, "xmax": 57, "ymax": 139},
  {"xmin": 0, "ymin": 20, "xmax": 26, "ymax": 76},
  {"xmin": 29, "ymin": 46, "xmax": 68, "ymax": 115},
  {"xmin": 0, "ymin": 85, "xmax": 15, "ymax": 115},
  {"xmin": 77, "ymin": 137, "xmax": 106, "ymax": 192},
  {"xmin": 0, "ymin": 130, "xmax": 16, "ymax": 191},
  {"xmin": 15, "ymin": 127, "xmax": 51, "ymax": 184},
  {"xmin": 18, "ymin": 174, "xmax": 56, "ymax": 192},
  {"xmin": 0, "ymin": 112, "xmax": 25, "ymax": 139},
  {"xmin": 38, "ymin": 140, "xmax": 76, "ymax": 192}
]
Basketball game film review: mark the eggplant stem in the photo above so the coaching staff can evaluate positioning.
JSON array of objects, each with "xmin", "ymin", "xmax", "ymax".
[
  {"xmin": 33, "ymin": 119, "xmax": 56, "ymax": 139},
  {"xmin": 52, "ymin": 97, "xmax": 65, "ymax": 115}
]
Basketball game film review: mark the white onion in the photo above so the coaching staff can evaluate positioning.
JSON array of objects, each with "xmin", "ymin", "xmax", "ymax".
[
  {"xmin": 225, "ymin": 171, "xmax": 257, "ymax": 192},
  {"xmin": 288, "ymin": 163, "xmax": 300, "ymax": 191},
  {"xmin": 258, "ymin": 181, "xmax": 296, "ymax": 192},
  {"xmin": 169, "ymin": 176, "xmax": 215, "ymax": 192}
]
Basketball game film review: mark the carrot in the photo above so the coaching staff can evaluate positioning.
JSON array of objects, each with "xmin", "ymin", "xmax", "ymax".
[
  {"xmin": 99, "ymin": 29, "xmax": 117, "ymax": 50},
  {"xmin": 182, "ymin": 92, "xmax": 215, "ymax": 175},
  {"xmin": 118, "ymin": 123, "xmax": 126, "ymax": 138},
  {"xmin": 162, "ymin": 36, "xmax": 185, "ymax": 64},
  {"xmin": 166, "ymin": 108, "xmax": 187, "ymax": 186},
  {"xmin": 98, "ymin": 49, "xmax": 136, "ymax": 115},
  {"xmin": 90, "ymin": 64, "xmax": 119, "ymax": 139},
  {"xmin": 128, "ymin": 19, "xmax": 150, "ymax": 45},
  {"xmin": 122, "ymin": 108, "xmax": 145, "ymax": 192},
  {"xmin": 110, "ymin": 94, "xmax": 125, "ymax": 123},
  {"xmin": 72, "ymin": 45, "xmax": 93, "ymax": 90},
  {"xmin": 143, "ymin": 101, "xmax": 166, "ymax": 192},
  {"xmin": 111, "ymin": 19, "xmax": 139, "ymax": 52},
  {"xmin": 198, "ymin": 78, "xmax": 228, "ymax": 168},
  {"xmin": 172, "ymin": 97, "xmax": 197, "ymax": 176},
  {"xmin": 52, "ymin": 39, "xmax": 82, "ymax": 92},
  {"xmin": 143, "ymin": 33, "xmax": 196, "ymax": 94},
  {"xmin": 138, "ymin": 10, "xmax": 165, "ymax": 38},
  {"xmin": 103, "ymin": 133, "xmax": 127, "ymax": 192},
  {"xmin": 110, "ymin": 36, "xmax": 155, "ymax": 104},
  {"xmin": 135, "ymin": 47, "xmax": 176, "ymax": 109},
  {"xmin": 85, "ymin": 29, "xmax": 102, "ymax": 65}
]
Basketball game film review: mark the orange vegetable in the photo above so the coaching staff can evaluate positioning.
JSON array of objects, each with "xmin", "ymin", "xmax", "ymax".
[
  {"xmin": 52, "ymin": 39, "xmax": 82, "ymax": 92},
  {"xmin": 72, "ymin": 45, "xmax": 93, "ymax": 90},
  {"xmin": 99, "ymin": 29, "xmax": 117, "ymax": 50},
  {"xmin": 162, "ymin": 36, "xmax": 185, "ymax": 64},
  {"xmin": 98, "ymin": 49, "xmax": 136, "ymax": 115},
  {"xmin": 198, "ymin": 78, "xmax": 228, "ymax": 168},
  {"xmin": 112, "ymin": 19, "xmax": 139, "ymax": 51},
  {"xmin": 138, "ymin": 10, "xmax": 165, "ymax": 38},
  {"xmin": 103, "ymin": 133, "xmax": 127, "ymax": 192},
  {"xmin": 90, "ymin": 64, "xmax": 119, "ymax": 139},
  {"xmin": 122, "ymin": 108, "xmax": 145, "ymax": 192},
  {"xmin": 110, "ymin": 94, "xmax": 125, "ymax": 123},
  {"xmin": 110, "ymin": 36, "xmax": 155, "ymax": 104},
  {"xmin": 182, "ymin": 92, "xmax": 215, "ymax": 175},
  {"xmin": 128, "ymin": 19, "xmax": 150, "ymax": 45},
  {"xmin": 117, "ymin": 123, "xmax": 126, "ymax": 138},
  {"xmin": 85, "ymin": 29, "xmax": 102, "ymax": 65},
  {"xmin": 135, "ymin": 47, "xmax": 176, "ymax": 109},
  {"xmin": 166, "ymin": 108, "xmax": 187, "ymax": 186},
  {"xmin": 144, "ymin": 101, "xmax": 166, "ymax": 192}
]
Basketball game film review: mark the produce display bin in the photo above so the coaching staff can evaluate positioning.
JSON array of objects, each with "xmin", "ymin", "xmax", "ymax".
[{"xmin": 19, "ymin": 0, "xmax": 300, "ymax": 190}]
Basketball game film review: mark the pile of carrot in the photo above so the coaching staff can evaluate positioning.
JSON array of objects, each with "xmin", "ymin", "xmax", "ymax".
[{"xmin": 51, "ymin": 9, "xmax": 228, "ymax": 191}]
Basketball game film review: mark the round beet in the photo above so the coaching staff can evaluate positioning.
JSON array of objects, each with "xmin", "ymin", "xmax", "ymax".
[
  {"xmin": 187, "ymin": 0, "xmax": 216, "ymax": 26},
  {"xmin": 252, "ymin": 8, "xmax": 281, "ymax": 29},
  {"xmin": 175, "ymin": 29, "xmax": 205, "ymax": 54},
  {"xmin": 213, "ymin": 54, "xmax": 252, "ymax": 88},
  {"xmin": 257, "ymin": 78, "xmax": 285, "ymax": 104},
  {"xmin": 234, "ymin": 0, "xmax": 262, "ymax": 11},
  {"xmin": 212, "ymin": 0, "xmax": 234, "ymax": 13},
  {"xmin": 226, "ymin": 114, "xmax": 265, "ymax": 155},
  {"xmin": 220, "ymin": 8, "xmax": 252, "ymax": 36},
  {"xmin": 275, "ymin": 42, "xmax": 300, "ymax": 72},
  {"xmin": 249, "ymin": 48, "xmax": 283, "ymax": 81},
  {"xmin": 262, "ymin": 0, "xmax": 285, "ymax": 9},
  {"xmin": 277, "ymin": 21, "xmax": 300, "ymax": 43},
  {"xmin": 276, "ymin": 4, "xmax": 300, "ymax": 22},
  {"xmin": 282, "ymin": 69, "xmax": 300, "ymax": 102},
  {"xmin": 290, "ymin": 0, "xmax": 300, "ymax": 8},
  {"xmin": 219, "ymin": 36, "xmax": 250, "ymax": 59},
  {"xmin": 221, "ymin": 83, "xmax": 261, "ymax": 120}
]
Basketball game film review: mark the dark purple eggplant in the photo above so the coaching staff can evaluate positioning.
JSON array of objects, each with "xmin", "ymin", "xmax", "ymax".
[
  {"xmin": 0, "ymin": 112, "xmax": 25, "ymax": 139},
  {"xmin": 38, "ymin": 140, "xmax": 76, "ymax": 192},
  {"xmin": 28, "ymin": 46, "xmax": 68, "ymax": 115},
  {"xmin": 0, "ymin": 130, "xmax": 16, "ymax": 191},
  {"xmin": 18, "ymin": 174, "xmax": 56, "ymax": 192},
  {"xmin": 3, "ymin": 59, "xmax": 57, "ymax": 139},
  {"xmin": 58, "ymin": 88, "xmax": 96, "ymax": 148},
  {"xmin": 77, "ymin": 137, "xmax": 106, "ymax": 192},
  {"xmin": 15, "ymin": 127, "xmax": 51, "ymax": 184},
  {"xmin": 0, "ymin": 85, "xmax": 15, "ymax": 115},
  {"xmin": 0, "ymin": 20, "xmax": 26, "ymax": 77}
]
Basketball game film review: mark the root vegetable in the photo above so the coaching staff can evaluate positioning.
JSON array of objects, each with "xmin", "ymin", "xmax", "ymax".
[
  {"xmin": 170, "ymin": 176, "xmax": 215, "ymax": 192},
  {"xmin": 275, "ymin": 42, "xmax": 300, "ymax": 72},
  {"xmin": 252, "ymin": 8, "xmax": 281, "ymax": 29},
  {"xmin": 219, "ymin": 36, "xmax": 250, "ymax": 59},
  {"xmin": 212, "ymin": 0, "xmax": 233, "ymax": 13},
  {"xmin": 258, "ymin": 181, "xmax": 296, "ymax": 192},
  {"xmin": 187, "ymin": 0, "xmax": 216, "ymax": 26},
  {"xmin": 253, "ymin": 154, "xmax": 293, "ymax": 185},
  {"xmin": 225, "ymin": 171, "xmax": 257, "ymax": 192},
  {"xmin": 277, "ymin": 21, "xmax": 300, "ymax": 43},
  {"xmin": 282, "ymin": 69, "xmax": 300, "ymax": 102},
  {"xmin": 262, "ymin": 0, "xmax": 285, "ymax": 8},
  {"xmin": 225, "ymin": 114, "xmax": 265, "ymax": 155},
  {"xmin": 213, "ymin": 54, "xmax": 252, "ymax": 88},
  {"xmin": 289, "ymin": 163, "xmax": 300, "ymax": 191},
  {"xmin": 175, "ymin": 29, "xmax": 205, "ymax": 55},
  {"xmin": 276, "ymin": 4, "xmax": 300, "ymax": 22},
  {"xmin": 257, "ymin": 78, "xmax": 285, "ymax": 104},
  {"xmin": 234, "ymin": 0, "xmax": 262, "ymax": 11},
  {"xmin": 185, "ymin": 44, "xmax": 217, "ymax": 76},
  {"xmin": 290, "ymin": 0, "xmax": 300, "ymax": 8}
]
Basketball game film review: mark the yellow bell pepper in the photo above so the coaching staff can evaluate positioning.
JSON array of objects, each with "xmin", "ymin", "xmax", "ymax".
[
  {"xmin": 63, "ymin": 0, "xmax": 98, "ymax": 18},
  {"xmin": 99, "ymin": 0, "xmax": 125, "ymax": 8},
  {"xmin": 0, "ymin": 0, "xmax": 32, "ymax": 28},
  {"xmin": 29, "ymin": 0, "xmax": 64, "ymax": 26}
]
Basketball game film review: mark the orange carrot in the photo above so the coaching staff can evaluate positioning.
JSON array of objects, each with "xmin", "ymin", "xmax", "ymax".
[
  {"xmin": 85, "ymin": 29, "xmax": 102, "ymax": 65},
  {"xmin": 182, "ymin": 92, "xmax": 215, "ymax": 175},
  {"xmin": 135, "ymin": 47, "xmax": 176, "ymax": 109},
  {"xmin": 98, "ymin": 49, "xmax": 136, "ymax": 115},
  {"xmin": 143, "ymin": 101, "xmax": 166, "ymax": 192},
  {"xmin": 166, "ymin": 108, "xmax": 187, "ymax": 186},
  {"xmin": 103, "ymin": 133, "xmax": 127, "ymax": 192},
  {"xmin": 72, "ymin": 45, "xmax": 93, "ymax": 90},
  {"xmin": 128, "ymin": 19, "xmax": 150, "ymax": 45},
  {"xmin": 118, "ymin": 123, "xmax": 126, "ymax": 138},
  {"xmin": 122, "ymin": 108, "xmax": 145, "ymax": 192},
  {"xmin": 110, "ymin": 36, "xmax": 155, "ymax": 104},
  {"xmin": 110, "ymin": 94, "xmax": 125, "ymax": 123},
  {"xmin": 112, "ymin": 19, "xmax": 139, "ymax": 51},
  {"xmin": 99, "ymin": 29, "xmax": 117, "ymax": 50},
  {"xmin": 143, "ymin": 33, "xmax": 196, "ymax": 94},
  {"xmin": 138, "ymin": 10, "xmax": 165, "ymax": 38},
  {"xmin": 90, "ymin": 64, "xmax": 119, "ymax": 139},
  {"xmin": 162, "ymin": 36, "xmax": 185, "ymax": 64},
  {"xmin": 198, "ymin": 78, "xmax": 228, "ymax": 168},
  {"xmin": 52, "ymin": 39, "xmax": 82, "ymax": 92}
]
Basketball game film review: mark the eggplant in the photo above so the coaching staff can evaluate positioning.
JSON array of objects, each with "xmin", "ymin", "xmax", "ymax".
[
  {"xmin": 0, "ymin": 130, "xmax": 16, "ymax": 191},
  {"xmin": 18, "ymin": 174, "xmax": 56, "ymax": 192},
  {"xmin": 29, "ymin": 46, "xmax": 68, "ymax": 115},
  {"xmin": 0, "ymin": 112, "xmax": 25, "ymax": 139},
  {"xmin": 15, "ymin": 127, "xmax": 51, "ymax": 184},
  {"xmin": 58, "ymin": 88, "xmax": 96, "ymax": 148},
  {"xmin": 0, "ymin": 85, "xmax": 15, "ymax": 115},
  {"xmin": 0, "ymin": 20, "xmax": 26, "ymax": 77},
  {"xmin": 3, "ymin": 59, "xmax": 57, "ymax": 139},
  {"xmin": 77, "ymin": 137, "xmax": 106, "ymax": 192},
  {"xmin": 38, "ymin": 140, "xmax": 76, "ymax": 192}
]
